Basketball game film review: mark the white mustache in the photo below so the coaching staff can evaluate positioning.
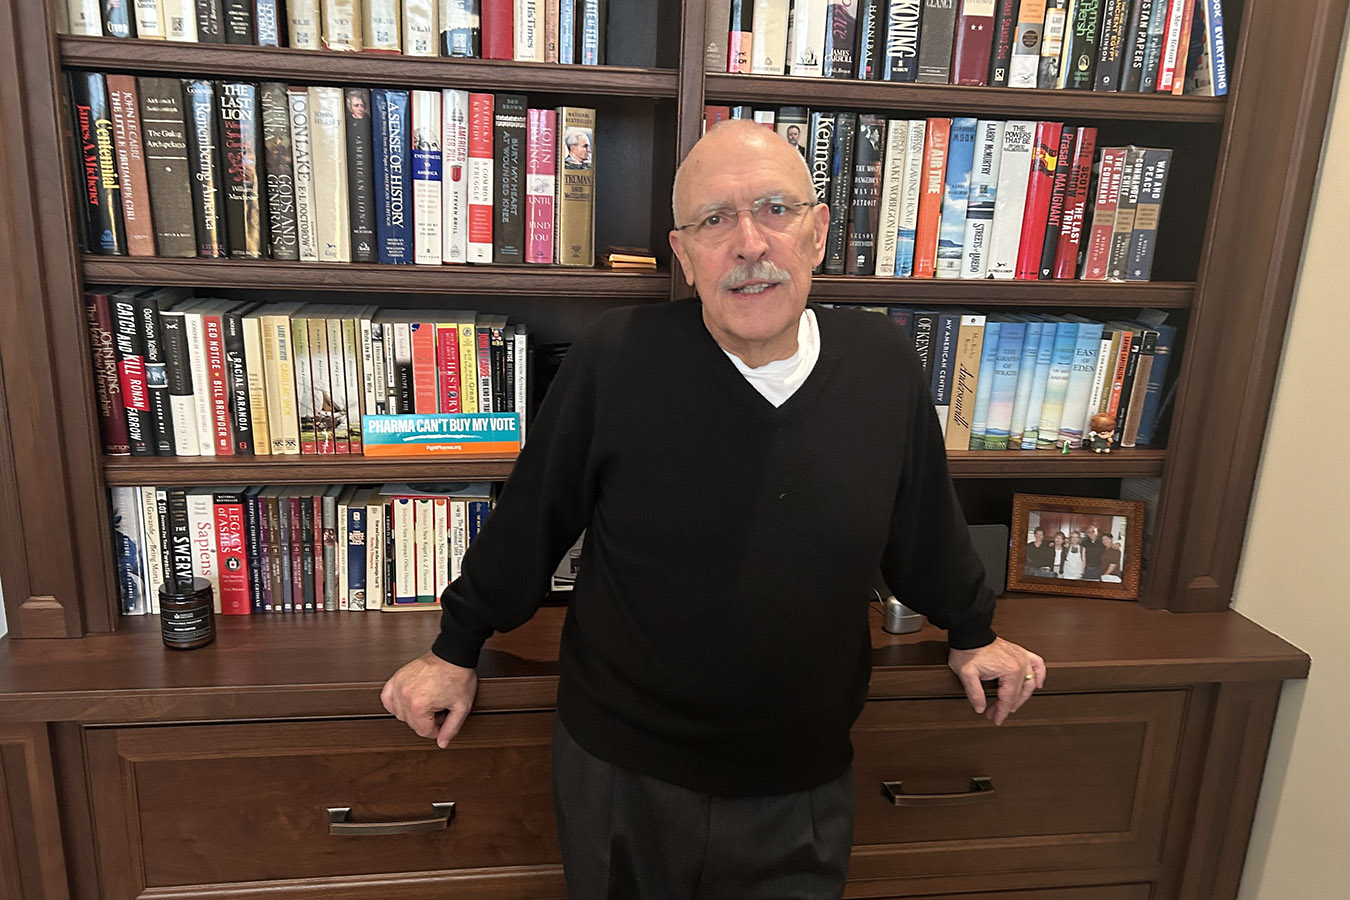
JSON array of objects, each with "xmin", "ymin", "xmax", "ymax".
[{"xmin": 719, "ymin": 261, "xmax": 791, "ymax": 291}]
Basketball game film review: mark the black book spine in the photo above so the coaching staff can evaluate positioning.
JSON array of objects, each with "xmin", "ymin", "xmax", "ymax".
[
  {"xmin": 222, "ymin": 0, "xmax": 256, "ymax": 43},
  {"xmin": 395, "ymin": 353, "xmax": 414, "ymax": 413},
  {"xmin": 345, "ymin": 88, "xmax": 378, "ymax": 263},
  {"xmin": 222, "ymin": 309, "xmax": 254, "ymax": 455},
  {"xmin": 1138, "ymin": 0, "xmax": 1169, "ymax": 91},
  {"xmin": 183, "ymin": 80, "xmax": 228, "ymax": 257},
  {"xmin": 195, "ymin": 0, "xmax": 225, "ymax": 42},
  {"xmin": 988, "ymin": 0, "xmax": 1019, "ymax": 86},
  {"xmin": 915, "ymin": 0, "xmax": 956, "ymax": 84},
  {"xmin": 881, "ymin": 0, "xmax": 922, "ymax": 82},
  {"xmin": 1064, "ymin": 0, "xmax": 1102, "ymax": 89},
  {"xmin": 490, "ymin": 322, "xmax": 507, "ymax": 412},
  {"xmin": 911, "ymin": 310, "xmax": 937, "ymax": 379},
  {"xmin": 299, "ymin": 493, "xmax": 316, "ymax": 611},
  {"xmin": 1120, "ymin": 0, "xmax": 1155, "ymax": 91},
  {"xmin": 111, "ymin": 292, "xmax": 157, "ymax": 457},
  {"xmin": 244, "ymin": 492, "xmax": 265, "ymax": 613},
  {"xmin": 823, "ymin": 112, "xmax": 857, "ymax": 275},
  {"xmin": 217, "ymin": 82, "xmax": 268, "ymax": 259},
  {"xmin": 1093, "ymin": 0, "xmax": 1132, "ymax": 90},
  {"xmin": 443, "ymin": 0, "xmax": 482, "ymax": 56},
  {"xmin": 166, "ymin": 488, "xmax": 195, "ymax": 590},
  {"xmin": 824, "ymin": 0, "xmax": 860, "ymax": 77},
  {"xmin": 102, "ymin": 0, "xmax": 135, "ymax": 37},
  {"xmin": 503, "ymin": 327, "xmax": 516, "ymax": 414},
  {"xmin": 159, "ymin": 309, "xmax": 195, "ymax": 446},
  {"xmin": 137, "ymin": 77, "xmax": 198, "ymax": 257},
  {"xmin": 855, "ymin": 0, "xmax": 881, "ymax": 79},
  {"xmin": 259, "ymin": 83, "xmax": 299, "ymax": 260},
  {"xmin": 493, "ymin": 93, "xmax": 528, "ymax": 264},
  {"xmin": 845, "ymin": 114, "xmax": 884, "ymax": 275},
  {"xmin": 69, "ymin": 72, "xmax": 128, "ymax": 255},
  {"xmin": 155, "ymin": 489, "xmax": 173, "ymax": 593},
  {"xmin": 134, "ymin": 293, "xmax": 178, "ymax": 455},
  {"xmin": 60, "ymin": 87, "xmax": 89, "ymax": 253},
  {"xmin": 1111, "ymin": 334, "xmax": 1144, "ymax": 447},
  {"xmin": 255, "ymin": 0, "xmax": 283, "ymax": 46},
  {"xmin": 1038, "ymin": 128, "xmax": 1078, "ymax": 279}
]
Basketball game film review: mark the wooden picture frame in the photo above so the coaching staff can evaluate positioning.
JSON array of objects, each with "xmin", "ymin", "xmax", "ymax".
[{"xmin": 1008, "ymin": 494, "xmax": 1145, "ymax": 601}]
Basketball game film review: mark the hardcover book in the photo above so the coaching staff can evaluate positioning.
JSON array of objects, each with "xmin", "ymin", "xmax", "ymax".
[
  {"xmin": 845, "ymin": 114, "xmax": 885, "ymax": 275},
  {"xmin": 1051, "ymin": 126, "xmax": 1097, "ymax": 278},
  {"xmin": 823, "ymin": 112, "xmax": 858, "ymax": 275},
  {"xmin": 216, "ymin": 81, "xmax": 268, "ymax": 259},
  {"xmin": 467, "ymin": 92, "xmax": 494, "ymax": 262},
  {"xmin": 259, "ymin": 83, "xmax": 299, "ymax": 260},
  {"xmin": 1124, "ymin": 147, "xmax": 1172, "ymax": 280},
  {"xmin": 493, "ymin": 93, "xmax": 528, "ymax": 264},
  {"xmin": 372, "ymin": 88, "xmax": 413, "ymax": 263},
  {"xmin": 894, "ymin": 118, "xmax": 926, "ymax": 277},
  {"xmin": 556, "ymin": 105, "xmax": 596, "ymax": 266},
  {"xmin": 880, "ymin": 0, "xmax": 922, "ymax": 82},
  {"xmin": 70, "ymin": 72, "xmax": 128, "ymax": 255},
  {"xmin": 308, "ymin": 86, "xmax": 351, "ymax": 262},
  {"xmin": 1037, "ymin": 126, "xmax": 1078, "ymax": 279},
  {"xmin": 194, "ymin": 0, "xmax": 224, "ymax": 41},
  {"xmin": 442, "ymin": 89, "xmax": 470, "ymax": 263},
  {"xmin": 1008, "ymin": 0, "xmax": 1047, "ymax": 87},
  {"xmin": 750, "ymin": 0, "xmax": 792, "ymax": 75},
  {"xmin": 911, "ymin": 117, "xmax": 951, "ymax": 279},
  {"xmin": 85, "ymin": 290, "xmax": 132, "ymax": 455},
  {"xmin": 412, "ymin": 90, "xmax": 445, "ymax": 265},
  {"xmin": 915, "ymin": 0, "xmax": 959, "ymax": 83},
  {"xmin": 363, "ymin": 0, "xmax": 402, "ymax": 52},
  {"xmin": 1013, "ymin": 121, "xmax": 1064, "ymax": 279},
  {"xmin": 1060, "ymin": 0, "xmax": 1101, "ymax": 89},
  {"xmin": 183, "ymin": 79, "xmax": 227, "ymax": 257},
  {"xmin": 1081, "ymin": 145, "xmax": 1127, "ymax": 279},
  {"xmin": 322, "ymin": 0, "xmax": 362, "ymax": 50},
  {"xmin": 788, "ymin": 0, "xmax": 828, "ymax": 77},
  {"xmin": 824, "ymin": 0, "xmax": 860, "ymax": 77},
  {"xmin": 345, "ymin": 88, "xmax": 378, "ymax": 263},
  {"xmin": 952, "ymin": 0, "xmax": 997, "ymax": 86},
  {"xmin": 442, "ymin": 0, "xmax": 483, "ymax": 56},
  {"xmin": 1037, "ymin": 0, "xmax": 1068, "ymax": 88},
  {"xmin": 288, "ymin": 87, "xmax": 320, "ymax": 261},
  {"xmin": 988, "ymin": 0, "xmax": 1018, "ymax": 85},
  {"xmin": 405, "ymin": 0, "xmax": 439, "ymax": 55},
  {"xmin": 960, "ymin": 118, "xmax": 1003, "ymax": 279},
  {"xmin": 105, "ymin": 76, "xmax": 155, "ymax": 256},
  {"xmin": 287, "ymin": 0, "xmax": 322, "ymax": 48},
  {"xmin": 1093, "ymin": 0, "xmax": 1131, "ymax": 90},
  {"xmin": 984, "ymin": 119, "xmax": 1034, "ymax": 279},
  {"xmin": 526, "ymin": 107, "xmax": 557, "ymax": 263},
  {"xmin": 935, "ymin": 116, "xmax": 977, "ymax": 279},
  {"xmin": 222, "ymin": 0, "xmax": 255, "ymax": 43}
]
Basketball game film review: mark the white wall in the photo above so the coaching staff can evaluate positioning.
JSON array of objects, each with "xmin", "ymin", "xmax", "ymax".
[{"xmin": 1232, "ymin": 17, "xmax": 1350, "ymax": 900}]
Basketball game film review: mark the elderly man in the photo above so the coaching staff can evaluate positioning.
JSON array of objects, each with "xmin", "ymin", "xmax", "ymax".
[{"xmin": 382, "ymin": 121, "xmax": 1045, "ymax": 900}]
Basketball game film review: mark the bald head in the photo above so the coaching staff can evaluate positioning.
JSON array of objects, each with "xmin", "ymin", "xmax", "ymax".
[{"xmin": 672, "ymin": 119, "xmax": 815, "ymax": 223}]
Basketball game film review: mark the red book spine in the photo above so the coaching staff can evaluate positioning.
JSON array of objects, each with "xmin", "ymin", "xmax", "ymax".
[
  {"xmin": 1169, "ymin": 0, "xmax": 1197, "ymax": 95},
  {"xmin": 476, "ymin": 328, "xmax": 493, "ymax": 410},
  {"xmin": 1082, "ymin": 147, "xmax": 1128, "ymax": 280},
  {"xmin": 104, "ymin": 75, "xmax": 156, "ymax": 256},
  {"xmin": 1014, "ymin": 121, "xmax": 1065, "ymax": 279},
  {"xmin": 1155, "ymin": 0, "xmax": 1187, "ymax": 92},
  {"xmin": 1037, "ymin": 127, "xmax": 1077, "ymax": 278},
  {"xmin": 703, "ymin": 105, "xmax": 731, "ymax": 130},
  {"xmin": 201, "ymin": 314, "xmax": 234, "ymax": 455},
  {"xmin": 952, "ymin": 0, "xmax": 998, "ymax": 85},
  {"xmin": 468, "ymin": 93, "xmax": 494, "ymax": 258},
  {"xmin": 482, "ymin": 0, "xmax": 514, "ymax": 60},
  {"xmin": 410, "ymin": 322, "xmax": 438, "ymax": 413},
  {"xmin": 437, "ymin": 324, "xmax": 462, "ymax": 412},
  {"xmin": 728, "ymin": 0, "xmax": 753, "ymax": 73},
  {"xmin": 85, "ymin": 291, "xmax": 131, "ymax": 455},
  {"xmin": 1053, "ymin": 127, "xmax": 1098, "ymax": 279},
  {"xmin": 912, "ymin": 118, "xmax": 951, "ymax": 279},
  {"xmin": 525, "ymin": 108, "xmax": 556, "ymax": 264},
  {"xmin": 212, "ymin": 494, "xmax": 251, "ymax": 615}
]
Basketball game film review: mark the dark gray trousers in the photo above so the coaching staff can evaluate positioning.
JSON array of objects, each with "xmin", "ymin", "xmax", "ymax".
[{"xmin": 551, "ymin": 720, "xmax": 854, "ymax": 900}]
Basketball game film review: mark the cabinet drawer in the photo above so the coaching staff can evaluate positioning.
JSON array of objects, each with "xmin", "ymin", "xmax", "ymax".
[
  {"xmin": 848, "ymin": 691, "xmax": 1187, "ymax": 882},
  {"xmin": 851, "ymin": 888, "xmax": 1150, "ymax": 900},
  {"xmin": 86, "ymin": 713, "xmax": 561, "ymax": 897}
]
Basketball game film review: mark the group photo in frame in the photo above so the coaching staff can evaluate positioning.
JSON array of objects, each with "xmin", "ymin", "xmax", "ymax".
[{"xmin": 1007, "ymin": 494, "xmax": 1146, "ymax": 601}]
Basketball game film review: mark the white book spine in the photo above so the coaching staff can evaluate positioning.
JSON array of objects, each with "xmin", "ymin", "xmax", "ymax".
[
  {"xmin": 287, "ymin": 0, "xmax": 322, "ymax": 49},
  {"xmin": 160, "ymin": 311, "xmax": 201, "ymax": 456},
  {"xmin": 441, "ymin": 89, "xmax": 470, "ymax": 263},
  {"xmin": 322, "ymin": 0, "xmax": 362, "ymax": 50},
  {"xmin": 341, "ymin": 318, "xmax": 362, "ymax": 450},
  {"xmin": 986, "ymin": 120, "xmax": 1036, "ymax": 280},
  {"xmin": 138, "ymin": 486, "xmax": 165, "ymax": 608},
  {"xmin": 1008, "ymin": 0, "xmax": 1047, "ymax": 88},
  {"xmin": 392, "ymin": 498, "xmax": 416, "ymax": 603},
  {"xmin": 182, "ymin": 312, "xmax": 217, "ymax": 457},
  {"xmin": 961, "ymin": 119, "xmax": 1005, "ymax": 280},
  {"xmin": 392, "ymin": 322, "xmax": 412, "ymax": 415},
  {"xmin": 448, "ymin": 499, "xmax": 468, "ymax": 581},
  {"xmin": 241, "ymin": 315, "xmax": 272, "ymax": 456},
  {"xmin": 788, "ymin": 0, "xmax": 828, "ymax": 77},
  {"xmin": 1158, "ymin": 0, "xmax": 1189, "ymax": 91},
  {"xmin": 325, "ymin": 318, "xmax": 349, "ymax": 446},
  {"xmin": 412, "ymin": 90, "xmax": 444, "ymax": 265},
  {"xmin": 750, "ymin": 0, "xmax": 792, "ymax": 74},
  {"xmin": 308, "ymin": 86, "xmax": 351, "ymax": 262},
  {"xmin": 514, "ymin": 0, "xmax": 543, "ymax": 61},
  {"xmin": 413, "ymin": 498, "xmax": 435, "ymax": 599},
  {"xmin": 404, "ymin": 0, "xmax": 439, "ymax": 56},
  {"xmin": 874, "ymin": 119, "xmax": 908, "ymax": 279},
  {"xmin": 1083, "ymin": 334, "xmax": 1114, "ymax": 436},
  {"xmin": 67, "ymin": 0, "xmax": 103, "ymax": 36},
  {"xmin": 133, "ymin": 0, "xmax": 167, "ymax": 38},
  {"xmin": 895, "ymin": 119, "xmax": 926, "ymax": 277},
  {"xmin": 359, "ymin": 317, "xmax": 378, "ymax": 421},
  {"xmin": 162, "ymin": 0, "xmax": 197, "ymax": 40},
  {"xmin": 110, "ymin": 487, "xmax": 147, "ymax": 615},
  {"xmin": 365, "ymin": 497, "xmax": 385, "ymax": 609},
  {"xmin": 433, "ymin": 497, "xmax": 449, "ymax": 595},
  {"xmin": 513, "ymin": 326, "xmax": 528, "ymax": 445},
  {"xmin": 185, "ymin": 490, "xmax": 222, "ymax": 612},
  {"xmin": 363, "ymin": 0, "xmax": 402, "ymax": 52},
  {"xmin": 288, "ymin": 88, "xmax": 320, "ymax": 261}
]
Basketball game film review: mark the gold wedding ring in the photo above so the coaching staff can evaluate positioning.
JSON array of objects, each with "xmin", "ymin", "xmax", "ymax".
[{"xmin": 1024, "ymin": 672, "xmax": 1035, "ymax": 681}]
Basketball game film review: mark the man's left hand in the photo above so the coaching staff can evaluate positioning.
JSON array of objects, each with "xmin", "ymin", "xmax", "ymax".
[{"xmin": 948, "ymin": 638, "xmax": 1046, "ymax": 725}]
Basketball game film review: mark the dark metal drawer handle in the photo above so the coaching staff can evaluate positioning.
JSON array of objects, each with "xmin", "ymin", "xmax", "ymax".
[
  {"xmin": 327, "ymin": 802, "xmax": 456, "ymax": 836},
  {"xmin": 882, "ymin": 777, "xmax": 996, "ymax": 806}
]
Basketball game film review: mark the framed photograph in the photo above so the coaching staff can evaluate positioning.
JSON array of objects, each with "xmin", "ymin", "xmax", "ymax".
[{"xmin": 1008, "ymin": 494, "xmax": 1146, "ymax": 601}]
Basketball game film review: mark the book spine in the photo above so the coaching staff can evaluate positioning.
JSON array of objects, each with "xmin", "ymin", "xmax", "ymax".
[
  {"xmin": 1008, "ymin": 0, "xmax": 1048, "ymax": 87},
  {"xmin": 960, "ymin": 119, "xmax": 1003, "ymax": 280},
  {"xmin": 181, "ymin": 312, "xmax": 215, "ymax": 455},
  {"xmin": 1137, "ymin": 0, "xmax": 1169, "ymax": 91},
  {"xmin": 944, "ymin": 314, "xmax": 986, "ymax": 449},
  {"xmin": 372, "ymin": 89, "xmax": 413, "ymax": 263},
  {"xmin": 988, "ymin": 0, "xmax": 1018, "ymax": 86},
  {"xmin": 86, "ymin": 292, "xmax": 132, "ymax": 455},
  {"xmin": 728, "ymin": 0, "xmax": 753, "ymax": 73},
  {"xmin": 514, "ymin": 324, "xmax": 528, "ymax": 443},
  {"xmin": 515, "ymin": 0, "xmax": 543, "ymax": 61},
  {"xmin": 217, "ymin": 82, "xmax": 268, "ymax": 259},
  {"xmin": 985, "ymin": 120, "xmax": 1034, "ymax": 279},
  {"xmin": 255, "ymin": 0, "xmax": 281, "ymax": 45},
  {"xmin": 70, "ymin": 72, "xmax": 128, "ymax": 255},
  {"xmin": 392, "ymin": 322, "xmax": 414, "ymax": 412},
  {"xmin": 195, "ymin": 0, "xmax": 224, "ymax": 42},
  {"xmin": 806, "ymin": 110, "xmax": 835, "ymax": 211},
  {"xmin": 1106, "ymin": 146, "xmax": 1146, "ymax": 280},
  {"xmin": 1202, "ymin": 0, "xmax": 1228, "ymax": 95},
  {"xmin": 212, "ymin": 492, "xmax": 250, "ymax": 613},
  {"xmin": 1124, "ymin": 147, "xmax": 1172, "ymax": 280},
  {"xmin": 364, "ymin": 0, "xmax": 402, "ymax": 52},
  {"xmin": 68, "ymin": 0, "xmax": 104, "ymax": 35},
  {"xmin": 308, "ymin": 86, "xmax": 350, "ymax": 262},
  {"xmin": 443, "ymin": 0, "xmax": 483, "ymax": 56},
  {"xmin": 241, "ymin": 315, "xmax": 270, "ymax": 454},
  {"xmin": 164, "ymin": 488, "xmax": 195, "ymax": 591},
  {"xmin": 110, "ymin": 487, "xmax": 147, "ymax": 615},
  {"xmin": 341, "ymin": 318, "xmax": 362, "ymax": 452},
  {"xmin": 1133, "ymin": 324, "xmax": 1175, "ymax": 445},
  {"xmin": 578, "ymin": 0, "xmax": 604, "ymax": 65},
  {"xmin": 135, "ymin": 294, "xmax": 177, "ymax": 455},
  {"xmin": 915, "ymin": 0, "xmax": 959, "ymax": 83},
  {"xmin": 750, "ymin": 0, "xmax": 791, "ymax": 75},
  {"xmin": 139, "ymin": 487, "xmax": 164, "ymax": 611},
  {"xmin": 1093, "ymin": 0, "xmax": 1130, "ymax": 90},
  {"xmin": 1006, "ymin": 321, "xmax": 1043, "ymax": 446},
  {"xmin": 881, "ymin": 0, "xmax": 921, "ymax": 82},
  {"xmin": 201, "ymin": 313, "xmax": 234, "ymax": 455},
  {"xmin": 873, "ymin": 119, "xmax": 907, "ymax": 279},
  {"xmin": 111, "ymin": 293, "xmax": 157, "ymax": 457},
  {"xmin": 243, "ymin": 491, "xmax": 264, "ymax": 612},
  {"xmin": 556, "ymin": 105, "xmax": 596, "ymax": 266},
  {"xmin": 1018, "ymin": 321, "xmax": 1064, "ymax": 448},
  {"xmin": 291, "ymin": 318, "xmax": 316, "ymax": 453},
  {"xmin": 467, "ymin": 92, "xmax": 495, "ymax": 262},
  {"xmin": 788, "ymin": 0, "xmax": 828, "ymax": 77},
  {"xmin": 475, "ymin": 322, "xmax": 493, "ymax": 410},
  {"xmin": 1119, "ymin": 329, "xmax": 1157, "ymax": 446},
  {"xmin": 102, "ymin": 0, "xmax": 135, "ymax": 36},
  {"xmin": 136, "ymin": 77, "xmax": 198, "ymax": 257},
  {"xmin": 287, "ymin": 0, "xmax": 321, "ymax": 48},
  {"xmin": 185, "ymin": 490, "xmax": 222, "ymax": 611},
  {"xmin": 928, "ymin": 312, "xmax": 960, "ymax": 436},
  {"xmin": 392, "ymin": 497, "xmax": 416, "ymax": 602},
  {"xmin": 493, "ymin": 93, "xmax": 527, "ymax": 263},
  {"xmin": 221, "ymin": 0, "xmax": 255, "ymax": 43},
  {"xmin": 482, "ymin": 0, "xmax": 514, "ymax": 60},
  {"xmin": 260, "ymin": 83, "xmax": 299, "ymax": 260},
  {"xmin": 260, "ymin": 313, "xmax": 300, "ymax": 454},
  {"xmin": 895, "ymin": 118, "xmax": 925, "ymax": 277},
  {"xmin": 1059, "ymin": 322, "xmax": 1104, "ymax": 446},
  {"xmin": 845, "ymin": 114, "xmax": 885, "ymax": 275},
  {"xmin": 1037, "ymin": 126, "xmax": 1078, "ymax": 279},
  {"xmin": 823, "ymin": 111, "xmax": 857, "ymax": 275},
  {"xmin": 410, "ymin": 322, "xmax": 438, "ymax": 413},
  {"xmin": 307, "ymin": 319, "xmax": 334, "ymax": 453},
  {"xmin": 298, "ymin": 493, "xmax": 315, "ymax": 610},
  {"xmin": 1109, "ymin": 330, "xmax": 1144, "ymax": 445},
  {"xmin": 456, "ymin": 320, "xmax": 478, "ymax": 412},
  {"xmin": 437, "ymin": 323, "xmax": 462, "ymax": 412},
  {"xmin": 952, "ymin": 0, "xmax": 997, "ymax": 86},
  {"xmin": 823, "ymin": 0, "xmax": 859, "ymax": 78},
  {"xmin": 935, "ymin": 116, "xmax": 977, "ymax": 279},
  {"xmin": 1052, "ymin": 126, "xmax": 1097, "ymax": 278},
  {"xmin": 1037, "ymin": 0, "xmax": 1069, "ymax": 88},
  {"xmin": 412, "ymin": 90, "xmax": 445, "ymax": 265},
  {"xmin": 983, "ymin": 321, "xmax": 1026, "ymax": 448},
  {"xmin": 183, "ymin": 80, "xmax": 226, "ymax": 257},
  {"xmin": 345, "ymin": 88, "xmax": 378, "ymax": 263},
  {"xmin": 1081, "ymin": 146, "xmax": 1127, "ymax": 279},
  {"xmin": 526, "ymin": 107, "xmax": 557, "ymax": 263},
  {"xmin": 322, "ymin": 0, "xmax": 362, "ymax": 49},
  {"xmin": 1013, "ymin": 121, "xmax": 1063, "ymax": 279},
  {"xmin": 105, "ymin": 76, "xmax": 156, "ymax": 256},
  {"xmin": 1061, "ymin": 0, "xmax": 1101, "ymax": 89},
  {"xmin": 222, "ymin": 310, "xmax": 253, "ymax": 454},
  {"xmin": 442, "ymin": 89, "xmax": 471, "ymax": 264},
  {"xmin": 855, "ymin": 0, "xmax": 880, "ymax": 79},
  {"xmin": 1152, "ymin": 0, "xmax": 1187, "ymax": 91},
  {"xmin": 911, "ymin": 117, "xmax": 950, "ymax": 279},
  {"xmin": 1120, "ymin": 0, "xmax": 1154, "ymax": 91}
]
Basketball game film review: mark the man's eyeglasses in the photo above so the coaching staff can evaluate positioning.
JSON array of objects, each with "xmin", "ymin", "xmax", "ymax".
[{"xmin": 675, "ymin": 197, "xmax": 818, "ymax": 240}]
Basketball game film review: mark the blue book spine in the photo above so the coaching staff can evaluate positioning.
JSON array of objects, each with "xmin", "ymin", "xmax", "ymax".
[
  {"xmin": 559, "ymin": 0, "xmax": 576, "ymax": 64},
  {"xmin": 968, "ymin": 320, "xmax": 1003, "ymax": 449},
  {"xmin": 579, "ymin": 0, "xmax": 603, "ymax": 65},
  {"xmin": 1059, "ymin": 321, "xmax": 1105, "ymax": 447},
  {"xmin": 347, "ymin": 504, "xmax": 367, "ymax": 608},
  {"xmin": 936, "ymin": 117, "xmax": 978, "ymax": 278},
  {"xmin": 467, "ymin": 500, "xmax": 491, "ymax": 544},
  {"xmin": 255, "ymin": 0, "xmax": 281, "ymax": 46},
  {"xmin": 244, "ymin": 487, "xmax": 265, "ymax": 613},
  {"xmin": 985, "ymin": 320, "xmax": 1028, "ymax": 449},
  {"xmin": 1036, "ymin": 321, "xmax": 1082, "ymax": 450},
  {"xmin": 1020, "ymin": 321, "xmax": 1063, "ymax": 449},
  {"xmin": 1008, "ymin": 319, "xmax": 1045, "ymax": 446},
  {"xmin": 1134, "ymin": 323, "xmax": 1177, "ymax": 446},
  {"xmin": 1206, "ymin": 0, "xmax": 1228, "ymax": 95},
  {"xmin": 372, "ymin": 89, "xmax": 412, "ymax": 264}
]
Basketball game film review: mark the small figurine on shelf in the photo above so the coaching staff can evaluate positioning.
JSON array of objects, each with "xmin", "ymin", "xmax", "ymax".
[{"xmin": 1087, "ymin": 413, "xmax": 1117, "ymax": 454}]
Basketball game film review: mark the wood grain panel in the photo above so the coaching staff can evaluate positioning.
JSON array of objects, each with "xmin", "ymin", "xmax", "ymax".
[
  {"xmin": 845, "ymin": 886, "xmax": 1151, "ymax": 900},
  {"xmin": 0, "ymin": 723, "xmax": 70, "ymax": 900}
]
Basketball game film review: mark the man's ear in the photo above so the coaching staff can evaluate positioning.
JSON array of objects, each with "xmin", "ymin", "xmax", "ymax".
[
  {"xmin": 669, "ymin": 229, "xmax": 697, "ymax": 287},
  {"xmin": 809, "ymin": 201, "xmax": 830, "ymax": 267}
]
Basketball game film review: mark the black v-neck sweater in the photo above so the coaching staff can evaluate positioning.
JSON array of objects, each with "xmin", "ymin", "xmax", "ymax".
[{"xmin": 433, "ymin": 298, "xmax": 996, "ymax": 795}]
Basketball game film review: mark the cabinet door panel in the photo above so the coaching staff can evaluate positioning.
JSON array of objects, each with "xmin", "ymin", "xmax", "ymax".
[
  {"xmin": 86, "ymin": 713, "xmax": 559, "ymax": 894},
  {"xmin": 850, "ymin": 887, "xmax": 1151, "ymax": 900},
  {"xmin": 849, "ymin": 691, "xmax": 1186, "ymax": 881}
]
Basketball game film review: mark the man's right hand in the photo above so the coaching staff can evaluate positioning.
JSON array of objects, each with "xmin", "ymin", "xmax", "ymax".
[{"xmin": 381, "ymin": 652, "xmax": 479, "ymax": 748}]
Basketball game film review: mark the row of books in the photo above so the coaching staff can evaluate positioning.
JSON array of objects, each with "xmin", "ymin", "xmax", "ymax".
[
  {"xmin": 68, "ymin": 72, "xmax": 598, "ymax": 266},
  {"xmin": 708, "ymin": 107, "xmax": 1172, "ymax": 282},
  {"xmin": 838, "ymin": 304, "xmax": 1177, "ymax": 450},
  {"xmin": 710, "ymin": 0, "xmax": 1226, "ymax": 97},
  {"xmin": 62, "ymin": 0, "xmax": 610, "ymax": 64},
  {"xmin": 109, "ymin": 482, "xmax": 496, "ymax": 616},
  {"xmin": 86, "ymin": 287, "xmax": 530, "ymax": 458}
]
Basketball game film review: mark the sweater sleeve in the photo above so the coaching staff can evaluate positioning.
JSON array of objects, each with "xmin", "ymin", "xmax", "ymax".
[
  {"xmin": 430, "ymin": 328, "xmax": 602, "ymax": 668},
  {"xmin": 879, "ymin": 358, "xmax": 997, "ymax": 651}
]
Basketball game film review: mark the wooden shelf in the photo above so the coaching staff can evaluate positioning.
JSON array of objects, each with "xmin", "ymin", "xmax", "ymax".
[
  {"xmin": 58, "ymin": 35, "xmax": 679, "ymax": 99},
  {"xmin": 811, "ymin": 277, "xmax": 1194, "ymax": 307},
  {"xmin": 705, "ymin": 74, "xmax": 1227, "ymax": 124},
  {"xmin": 102, "ymin": 449, "xmax": 1163, "ymax": 485},
  {"xmin": 82, "ymin": 256, "xmax": 673, "ymax": 298}
]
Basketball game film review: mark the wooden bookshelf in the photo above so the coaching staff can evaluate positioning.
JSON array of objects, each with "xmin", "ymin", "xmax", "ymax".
[{"xmin": 809, "ymin": 276, "xmax": 1195, "ymax": 307}]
